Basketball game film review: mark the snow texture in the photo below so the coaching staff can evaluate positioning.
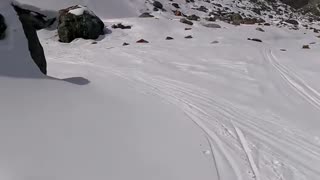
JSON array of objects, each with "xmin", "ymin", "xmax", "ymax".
[{"xmin": 1, "ymin": 0, "xmax": 320, "ymax": 180}]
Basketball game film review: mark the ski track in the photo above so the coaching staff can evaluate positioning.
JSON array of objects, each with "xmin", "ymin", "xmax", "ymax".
[
  {"xmin": 264, "ymin": 48, "xmax": 320, "ymax": 111},
  {"xmin": 51, "ymin": 51, "xmax": 320, "ymax": 179},
  {"xmin": 46, "ymin": 36, "xmax": 320, "ymax": 179}
]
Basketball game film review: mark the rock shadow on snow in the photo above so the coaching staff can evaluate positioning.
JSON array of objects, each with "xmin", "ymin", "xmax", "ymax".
[{"xmin": 62, "ymin": 77, "xmax": 90, "ymax": 85}]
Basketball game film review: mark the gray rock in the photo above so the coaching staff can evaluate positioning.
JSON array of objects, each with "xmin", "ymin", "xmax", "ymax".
[
  {"xmin": 285, "ymin": 19, "xmax": 299, "ymax": 25},
  {"xmin": 302, "ymin": 44, "xmax": 310, "ymax": 49},
  {"xmin": 112, "ymin": 23, "xmax": 132, "ymax": 29},
  {"xmin": 180, "ymin": 18, "xmax": 193, "ymax": 25},
  {"xmin": 0, "ymin": 14, "xmax": 7, "ymax": 40},
  {"xmin": 203, "ymin": 23, "xmax": 221, "ymax": 28},
  {"xmin": 172, "ymin": 3, "xmax": 180, "ymax": 9},
  {"xmin": 187, "ymin": 14, "xmax": 200, "ymax": 21},
  {"xmin": 153, "ymin": 1, "xmax": 163, "ymax": 9},
  {"xmin": 58, "ymin": 5, "xmax": 105, "ymax": 43},
  {"xmin": 139, "ymin": 12, "xmax": 154, "ymax": 18},
  {"xmin": 248, "ymin": 38, "xmax": 263, "ymax": 42},
  {"xmin": 136, "ymin": 39, "xmax": 149, "ymax": 43},
  {"xmin": 230, "ymin": 13, "xmax": 243, "ymax": 25},
  {"xmin": 256, "ymin": 27, "xmax": 265, "ymax": 32},
  {"xmin": 166, "ymin": 36, "xmax": 174, "ymax": 40}
]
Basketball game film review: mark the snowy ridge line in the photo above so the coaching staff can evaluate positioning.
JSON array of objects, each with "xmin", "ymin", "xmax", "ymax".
[{"xmin": 264, "ymin": 49, "xmax": 320, "ymax": 111}]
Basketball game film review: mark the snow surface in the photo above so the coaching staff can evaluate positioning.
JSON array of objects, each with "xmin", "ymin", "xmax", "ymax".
[
  {"xmin": 2, "ymin": 0, "xmax": 320, "ymax": 180},
  {"xmin": 38, "ymin": 17, "xmax": 320, "ymax": 180},
  {"xmin": 68, "ymin": 6, "xmax": 88, "ymax": 16}
]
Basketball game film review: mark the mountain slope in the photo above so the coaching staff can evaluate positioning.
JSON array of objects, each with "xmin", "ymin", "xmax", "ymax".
[
  {"xmin": 1, "ymin": 0, "xmax": 320, "ymax": 180},
  {"xmin": 40, "ymin": 16, "xmax": 320, "ymax": 180},
  {"xmin": 0, "ymin": 1, "xmax": 218, "ymax": 180}
]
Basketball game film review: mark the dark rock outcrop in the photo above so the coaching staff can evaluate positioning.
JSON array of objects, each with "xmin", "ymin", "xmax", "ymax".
[
  {"xmin": 256, "ymin": 27, "xmax": 265, "ymax": 32},
  {"xmin": 248, "ymin": 38, "xmax": 263, "ymax": 42},
  {"xmin": 136, "ymin": 39, "xmax": 149, "ymax": 43},
  {"xmin": 58, "ymin": 5, "xmax": 105, "ymax": 43},
  {"xmin": 153, "ymin": 1, "xmax": 163, "ymax": 9},
  {"xmin": 202, "ymin": 23, "xmax": 221, "ymax": 28},
  {"xmin": 172, "ymin": 3, "xmax": 180, "ymax": 9},
  {"xmin": 285, "ymin": 19, "xmax": 299, "ymax": 25},
  {"xmin": 0, "ymin": 13, "xmax": 7, "ymax": 40},
  {"xmin": 302, "ymin": 44, "xmax": 310, "ymax": 49},
  {"xmin": 139, "ymin": 12, "xmax": 154, "ymax": 18},
  {"xmin": 180, "ymin": 18, "xmax": 193, "ymax": 25},
  {"xmin": 13, "ymin": 4, "xmax": 50, "ymax": 75},
  {"xmin": 187, "ymin": 14, "xmax": 200, "ymax": 21},
  {"xmin": 112, "ymin": 23, "xmax": 132, "ymax": 29}
]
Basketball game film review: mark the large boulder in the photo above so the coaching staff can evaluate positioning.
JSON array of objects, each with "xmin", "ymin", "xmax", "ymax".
[
  {"xmin": 58, "ymin": 5, "xmax": 105, "ymax": 43},
  {"xmin": 13, "ymin": 4, "xmax": 49, "ymax": 75},
  {"xmin": 0, "ymin": 13, "xmax": 7, "ymax": 40}
]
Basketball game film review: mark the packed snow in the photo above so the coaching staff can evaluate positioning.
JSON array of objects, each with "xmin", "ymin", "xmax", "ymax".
[
  {"xmin": 1, "ymin": 0, "xmax": 320, "ymax": 180},
  {"xmin": 68, "ymin": 6, "xmax": 88, "ymax": 16}
]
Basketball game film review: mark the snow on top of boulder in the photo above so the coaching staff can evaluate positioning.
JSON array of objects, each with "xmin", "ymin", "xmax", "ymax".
[{"xmin": 68, "ymin": 5, "xmax": 90, "ymax": 16}]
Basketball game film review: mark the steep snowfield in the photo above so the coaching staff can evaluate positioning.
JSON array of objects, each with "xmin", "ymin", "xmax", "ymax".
[
  {"xmin": 39, "ymin": 17, "xmax": 320, "ymax": 180},
  {"xmin": 0, "ymin": 1, "xmax": 216, "ymax": 180},
  {"xmin": 2, "ymin": 0, "xmax": 320, "ymax": 180}
]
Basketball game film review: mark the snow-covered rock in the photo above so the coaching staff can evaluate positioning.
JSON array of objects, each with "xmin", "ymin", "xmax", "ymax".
[
  {"xmin": 0, "ymin": 0, "xmax": 44, "ymax": 77},
  {"xmin": 58, "ymin": 5, "xmax": 104, "ymax": 43}
]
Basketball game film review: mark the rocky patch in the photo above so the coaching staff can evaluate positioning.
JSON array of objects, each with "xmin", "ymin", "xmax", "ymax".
[{"xmin": 112, "ymin": 23, "xmax": 132, "ymax": 29}]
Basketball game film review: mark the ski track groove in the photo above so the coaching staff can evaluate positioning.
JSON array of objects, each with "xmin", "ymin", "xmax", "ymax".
[
  {"xmin": 264, "ymin": 48, "xmax": 320, "ymax": 111},
  {"xmin": 52, "ymin": 52, "xmax": 320, "ymax": 179}
]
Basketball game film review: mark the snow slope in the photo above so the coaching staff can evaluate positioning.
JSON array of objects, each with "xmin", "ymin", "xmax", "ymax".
[
  {"xmin": 40, "ymin": 18, "xmax": 320, "ymax": 180},
  {"xmin": 2, "ymin": 0, "xmax": 320, "ymax": 180},
  {"xmin": 0, "ymin": 1, "xmax": 216, "ymax": 180}
]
